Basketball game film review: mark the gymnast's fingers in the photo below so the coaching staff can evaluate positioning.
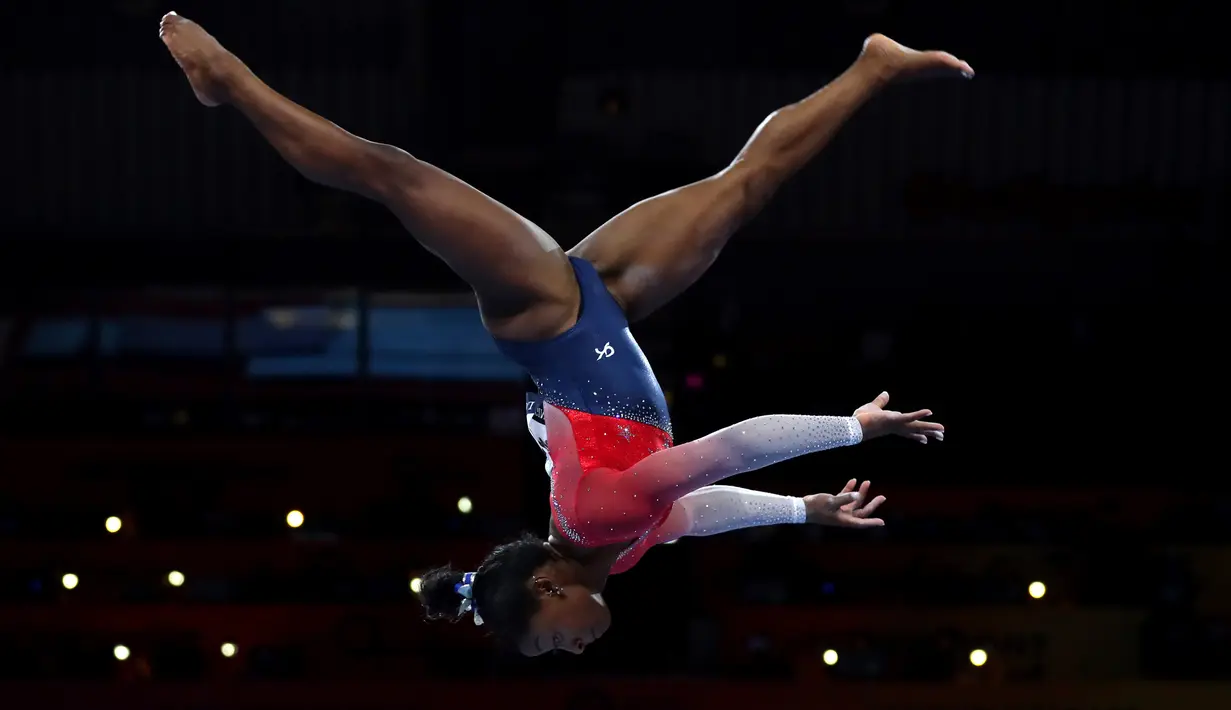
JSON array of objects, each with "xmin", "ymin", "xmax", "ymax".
[
  {"xmin": 856, "ymin": 495, "xmax": 886, "ymax": 517},
  {"xmin": 842, "ymin": 481, "xmax": 870, "ymax": 511},
  {"xmin": 828, "ymin": 491, "xmax": 860, "ymax": 509},
  {"xmin": 846, "ymin": 515, "xmax": 885, "ymax": 528}
]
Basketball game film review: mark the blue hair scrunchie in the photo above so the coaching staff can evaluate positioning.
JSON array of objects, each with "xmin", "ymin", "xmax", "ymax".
[{"xmin": 454, "ymin": 571, "xmax": 484, "ymax": 626}]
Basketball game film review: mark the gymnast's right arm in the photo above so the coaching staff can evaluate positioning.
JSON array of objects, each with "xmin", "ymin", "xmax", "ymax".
[
  {"xmin": 622, "ymin": 413, "xmax": 864, "ymax": 496},
  {"xmin": 542, "ymin": 404, "xmax": 864, "ymax": 503},
  {"xmin": 618, "ymin": 391, "xmax": 943, "ymax": 500}
]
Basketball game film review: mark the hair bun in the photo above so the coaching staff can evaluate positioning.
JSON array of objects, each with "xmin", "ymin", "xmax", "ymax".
[{"xmin": 418, "ymin": 565, "xmax": 465, "ymax": 621}]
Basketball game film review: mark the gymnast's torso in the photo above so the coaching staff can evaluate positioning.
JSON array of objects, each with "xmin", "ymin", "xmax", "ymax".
[{"xmin": 495, "ymin": 257, "xmax": 677, "ymax": 566}]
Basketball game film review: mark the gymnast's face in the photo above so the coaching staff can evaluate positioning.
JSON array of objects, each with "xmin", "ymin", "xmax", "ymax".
[{"xmin": 519, "ymin": 578, "xmax": 612, "ymax": 656}]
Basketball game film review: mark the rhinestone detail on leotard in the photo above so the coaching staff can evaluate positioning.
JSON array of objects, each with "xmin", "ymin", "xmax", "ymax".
[{"xmin": 534, "ymin": 375, "xmax": 673, "ymax": 437}]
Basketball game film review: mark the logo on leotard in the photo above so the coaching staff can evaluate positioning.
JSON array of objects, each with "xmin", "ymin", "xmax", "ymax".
[{"xmin": 595, "ymin": 342, "xmax": 615, "ymax": 360}]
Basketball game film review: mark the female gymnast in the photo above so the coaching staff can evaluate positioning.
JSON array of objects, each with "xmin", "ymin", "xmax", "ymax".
[{"xmin": 159, "ymin": 11, "xmax": 969, "ymax": 656}]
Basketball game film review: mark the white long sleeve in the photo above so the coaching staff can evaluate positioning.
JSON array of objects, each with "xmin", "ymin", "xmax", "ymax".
[
  {"xmin": 618, "ymin": 413, "xmax": 863, "ymax": 502},
  {"xmin": 669, "ymin": 485, "xmax": 808, "ymax": 537},
  {"xmin": 609, "ymin": 485, "xmax": 810, "ymax": 570}
]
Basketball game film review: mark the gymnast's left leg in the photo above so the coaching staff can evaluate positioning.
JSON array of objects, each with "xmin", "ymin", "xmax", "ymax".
[{"xmin": 569, "ymin": 34, "xmax": 973, "ymax": 322}]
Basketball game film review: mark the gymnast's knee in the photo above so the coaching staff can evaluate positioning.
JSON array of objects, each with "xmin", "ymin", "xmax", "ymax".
[
  {"xmin": 718, "ymin": 158, "xmax": 782, "ymax": 217},
  {"xmin": 350, "ymin": 141, "xmax": 430, "ymax": 199}
]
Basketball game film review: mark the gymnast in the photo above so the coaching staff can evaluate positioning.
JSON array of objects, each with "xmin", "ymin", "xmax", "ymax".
[{"xmin": 158, "ymin": 10, "xmax": 969, "ymax": 656}]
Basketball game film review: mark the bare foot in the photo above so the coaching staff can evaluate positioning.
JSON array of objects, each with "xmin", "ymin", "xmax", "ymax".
[
  {"xmin": 858, "ymin": 34, "xmax": 974, "ymax": 83},
  {"xmin": 159, "ymin": 11, "xmax": 249, "ymax": 106}
]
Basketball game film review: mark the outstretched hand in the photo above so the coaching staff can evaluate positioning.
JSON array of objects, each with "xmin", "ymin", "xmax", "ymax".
[
  {"xmin": 854, "ymin": 391, "xmax": 944, "ymax": 444},
  {"xmin": 804, "ymin": 479, "xmax": 886, "ymax": 528}
]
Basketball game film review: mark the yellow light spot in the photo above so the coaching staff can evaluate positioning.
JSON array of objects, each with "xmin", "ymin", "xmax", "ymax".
[
  {"xmin": 822, "ymin": 649, "xmax": 838, "ymax": 665},
  {"xmin": 457, "ymin": 497, "xmax": 473, "ymax": 514},
  {"xmin": 167, "ymin": 571, "xmax": 185, "ymax": 587},
  {"xmin": 1028, "ymin": 581, "xmax": 1046, "ymax": 599},
  {"xmin": 61, "ymin": 573, "xmax": 79, "ymax": 590},
  {"xmin": 221, "ymin": 643, "xmax": 237, "ymax": 658},
  {"xmin": 410, "ymin": 577, "xmax": 423, "ymax": 594},
  {"xmin": 113, "ymin": 645, "xmax": 131, "ymax": 661},
  {"xmin": 970, "ymin": 649, "xmax": 988, "ymax": 667},
  {"xmin": 286, "ymin": 510, "xmax": 304, "ymax": 528},
  {"xmin": 105, "ymin": 516, "xmax": 122, "ymax": 533}
]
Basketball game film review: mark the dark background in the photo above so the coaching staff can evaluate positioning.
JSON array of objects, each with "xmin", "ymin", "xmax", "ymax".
[{"xmin": 0, "ymin": 1, "xmax": 1226, "ymax": 708}]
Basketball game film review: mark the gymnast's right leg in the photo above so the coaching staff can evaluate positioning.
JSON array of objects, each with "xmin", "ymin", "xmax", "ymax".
[{"xmin": 158, "ymin": 12, "xmax": 578, "ymax": 342}]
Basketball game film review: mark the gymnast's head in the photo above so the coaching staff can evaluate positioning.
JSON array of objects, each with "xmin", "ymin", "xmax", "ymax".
[{"xmin": 418, "ymin": 532, "xmax": 612, "ymax": 656}]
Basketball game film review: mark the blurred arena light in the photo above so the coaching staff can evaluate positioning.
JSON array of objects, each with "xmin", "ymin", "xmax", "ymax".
[
  {"xmin": 61, "ymin": 573, "xmax": 79, "ymax": 590},
  {"xmin": 167, "ymin": 571, "xmax": 185, "ymax": 587},
  {"xmin": 457, "ymin": 497, "xmax": 473, "ymax": 514},
  {"xmin": 970, "ymin": 649, "xmax": 988, "ymax": 666},
  {"xmin": 822, "ymin": 649, "xmax": 839, "ymax": 665},
  {"xmin": 286, "ymin": 510, "xmax": 304, "ymax": 528},
  {"xmin": 221, "ymin": 643, "xmax": 237, "ymax": 658},
  {"xmin": 1028, "ymin": 581, "xmax": 1047, "ymax": 599},
  {"xmin": 105, "ymin": 516, "xmax": 122, "ymax": 533},
  {"xmin": 268, "ymin": 309, "xmax": 296, "ymax": 329},
  {"xmin": 113, "ymin": 645, "xmax": 130, "ymax": 661},
  {"xmin": 410, "ymin": 577, "xmax": 423, "ymax": 594}
]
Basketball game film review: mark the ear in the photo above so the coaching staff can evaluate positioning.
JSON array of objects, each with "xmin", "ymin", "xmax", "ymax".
[{"xmin": 532, "ymin": 576, "xmax": 559, "ymax": 598}]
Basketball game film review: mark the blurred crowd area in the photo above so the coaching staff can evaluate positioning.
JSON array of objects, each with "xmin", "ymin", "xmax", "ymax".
[
  {"xmin": 1, "ymin": 335, "xmax": 1229, "ymax": 689},
  {"xmin": 1, "ymin": 445, "xmax": 1229, "ymax": 687}
]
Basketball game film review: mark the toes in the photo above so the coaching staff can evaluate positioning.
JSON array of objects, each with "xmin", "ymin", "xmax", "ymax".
[
  {"xmin": 938, "ymin": 53, "xmax": 974, "ymax": 78},
  {"xmin": 160, "ymin": 11, "xmax": 188, "ymax": 33}
]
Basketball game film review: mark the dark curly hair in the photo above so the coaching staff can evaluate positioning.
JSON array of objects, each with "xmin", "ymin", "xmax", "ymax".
[{"xmin": 418, "ymin": 532, "xmax": 556, "ymax": 645}]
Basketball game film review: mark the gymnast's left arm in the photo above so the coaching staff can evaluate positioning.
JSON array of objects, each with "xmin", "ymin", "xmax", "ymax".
[{"xmin": 654, "ymin": 480, "xmax": 887, "ymax": 542}]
